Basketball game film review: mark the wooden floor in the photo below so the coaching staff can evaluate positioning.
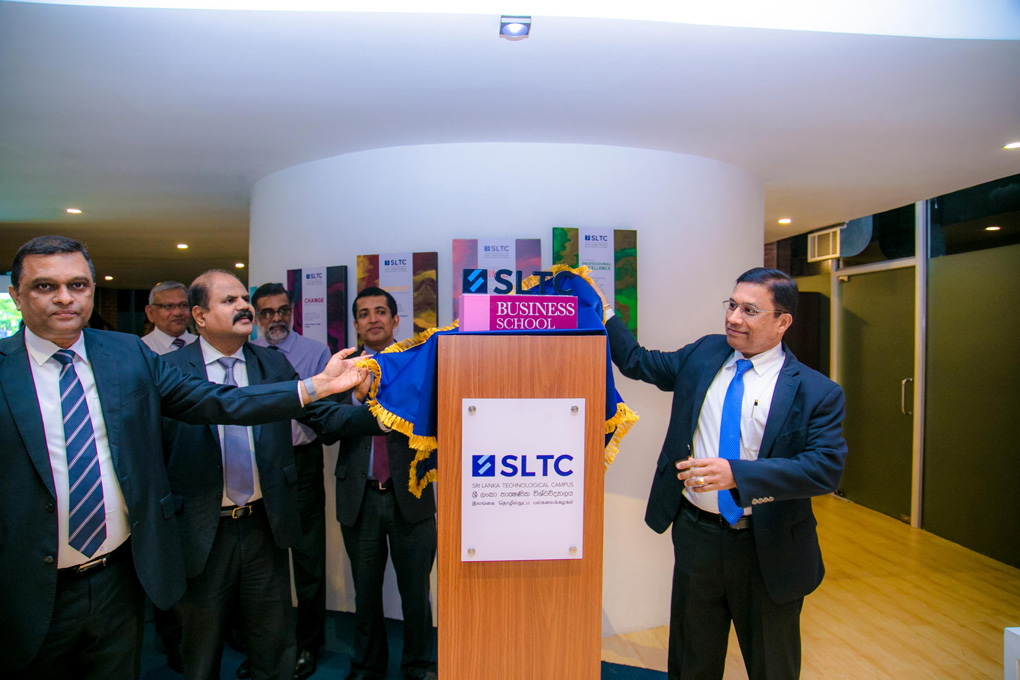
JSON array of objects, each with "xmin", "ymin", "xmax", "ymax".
[{"xmin": 601, "ymin": 494, "xmax": 1020, "ymax": 678}]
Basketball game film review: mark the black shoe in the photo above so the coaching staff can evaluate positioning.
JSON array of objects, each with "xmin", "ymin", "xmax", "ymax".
[
  {"xmin": 166, "ymin": 643, "xmax": 183, "ymax": 673},
  {"xmin": 404, "ymin": 671, "xmax": 438, "ymax": 680},
  {"xmin": 294, "ymin": 650, "xmax": 317, "ymax": 679},
  {"xmin": 236, "ymin": 659, "xmax": 251, "ymax": 679}
]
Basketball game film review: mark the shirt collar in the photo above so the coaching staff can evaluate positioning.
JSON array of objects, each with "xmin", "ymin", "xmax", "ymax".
[
  {"xmin": 726, "ymin": 341, "xmax": 785, "ymax": 377},
  {"xmin": 150, "ymin": 326, "xmax": 187, "ymax": 346},
  {"xmin": 24, "ymin": 327, "xmax": 89, "ymax": 367},
  {"xmin": 199, "ymin": 336, "xmax": 246, "ymax": 366}
]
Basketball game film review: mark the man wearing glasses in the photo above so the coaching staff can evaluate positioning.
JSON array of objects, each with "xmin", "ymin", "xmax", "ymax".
[
  {"xmin": 252, "ymin": 282, "xmax": 333, "ymax": 680},
  {"xmin": 142, "ymin": 281, "xmax": 196, "ymax": 354},
  {"xmin": 602, "ymin": 267, "xmax": 847, "ymax": 680}
]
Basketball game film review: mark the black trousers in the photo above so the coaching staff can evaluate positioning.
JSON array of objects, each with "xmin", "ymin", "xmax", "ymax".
[
  {"xmin": 340, "ymin": 485, "xmax": 437, "ymax": 679},
  {"xmin": 175, "ymin": 504, "xmax": 295, "ymax": 680},
  {"xmin": 292, "ymin": 440, "xmax": 327, "ymax": 653},
  {"xmin": 12, "ymin": 543, "xmax": 144, "ymax": 680},
  {"xmin": 668, "ymin": 498, "xmax": 803, "ymax": 680}
]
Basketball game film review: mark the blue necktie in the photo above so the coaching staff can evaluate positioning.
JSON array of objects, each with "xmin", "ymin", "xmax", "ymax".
[
  {"xmin": 217, "ymin": 357, "xmax": 254, "ymax": 506},
  {"xmin": 718, "ymin": 358, "xmax": 754, "ymax": 526},
  {"xmin": 53, "ymin": 349, "xmax": 107, "ymax": 557}
]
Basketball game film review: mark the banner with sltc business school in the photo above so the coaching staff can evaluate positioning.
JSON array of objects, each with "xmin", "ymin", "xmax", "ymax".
[
  {"xmin": 356, "ymin": 252, "xmax": 438, "ymax": 343},
  {"xmin": 451, "ymin": 238, "xmax": 541, "ymax": 321},
  {"xmin": 553, "ymin": 227, "xmax": 638, "ymax": 338},
  {"xmin": 287, "ymin": 266, "xmax": 348, "ymax": 352}
]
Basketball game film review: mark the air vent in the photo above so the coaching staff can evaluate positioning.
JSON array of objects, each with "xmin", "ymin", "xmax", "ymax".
[{"xmin": 807, "ymin": 226, "xmax": 841, "ymax": 262}]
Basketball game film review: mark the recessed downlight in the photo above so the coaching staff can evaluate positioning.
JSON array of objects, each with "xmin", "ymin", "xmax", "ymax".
[
  {"xmin": 1004, "ymin": 142, "xmax": 1020, "ymax": 150},
  {"xmin": 177, "ymin": 243, "xmax": 189, "ymax": 249},
  {"xmin": 66, "ymin": 208, "xmax": 82, "ymax": 214},
  {"xmin": 778, "ymin": 218, "xmax": 792, "ymax": 225},
  {"xmin": 104, "ymin": 275, "xmax": 113, "ymax": 281},
  {"xmin": 235, "ymin": 262, "xmax": 245, "ymax": 269},
  {"xmin": 986, "ymin": 226, "xmax": 1001, "ymax": 231}
]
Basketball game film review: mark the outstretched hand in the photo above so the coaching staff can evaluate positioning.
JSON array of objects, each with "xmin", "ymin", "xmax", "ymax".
[{"xmin": 309, "ymin": 348, "xmax": 370, "ymax": 400}]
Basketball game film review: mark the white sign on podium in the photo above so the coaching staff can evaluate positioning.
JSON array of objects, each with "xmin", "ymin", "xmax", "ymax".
[{"xmin": 460, "ymin": 398, "xmax": 586, "ymax": 562}]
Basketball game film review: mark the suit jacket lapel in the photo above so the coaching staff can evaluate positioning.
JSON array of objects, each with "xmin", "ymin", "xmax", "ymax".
[
  {"xmin": 690, "ymin": 340, "xmax": 734, "ymax": 440},
  {"xmin": 759, "ymin": 346, "xmax": 802, "ymax": 458},
  {"xmin": 0, "ymin": 332, "xmax": 56, "ymax": 498},
  {"xmin": 85, "ymin": 329, "xmax": 122, "ymax": 470}
]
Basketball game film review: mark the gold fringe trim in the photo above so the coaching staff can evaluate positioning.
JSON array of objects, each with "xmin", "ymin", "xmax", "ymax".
[
  {"xmin": 380, "ymin": 321, "xmax": 459, "ymax": 354},
  {"xmin": 603, "ymin": 402, "xmax": 639, "ymax": 470}
]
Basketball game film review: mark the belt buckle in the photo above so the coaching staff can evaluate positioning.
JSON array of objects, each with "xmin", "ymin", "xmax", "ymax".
[{"xmin": 231, "ymin": 504, "xmax": 252, "ymax": 519}]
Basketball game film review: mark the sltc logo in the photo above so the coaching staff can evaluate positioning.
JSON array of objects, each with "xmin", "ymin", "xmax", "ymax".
[
  {"xmin": 463, "ymin": 269, "xmax": 487, "ymax": 294},
  {"xmin": 584, "ymin": 234, "xmax": 609, "ymax": 242},
  {"xmin": 384, "ymin": 259, "xmax": 407, "ymax": 266},
  {"xmin": 470, "ymin": 454, "xmax": 574, "ymax": 477},
  {"xmin": 472, "ymin": 455, "xmax": 496, "ymax": 477},
  {"xmin": 305, "ymin": 272, "xmax": 323, "ymax": 280},
  {"xmin": 483, "ymin": 245, "xmax": 510, "ymax": 252}
]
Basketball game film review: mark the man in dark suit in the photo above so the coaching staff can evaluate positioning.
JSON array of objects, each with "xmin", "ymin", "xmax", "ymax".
[
  {"xmin": 162, "ymin": 271, "xmax": 385, "ymax": 680},
  {"xmin": 0, "ymin": 235, "xmax": 368, "ymax": 680},
  {"xmin": 603, "ymin": 267, "xmax": 847, "ymax": 680},
  {"xmin": 336, "ymin": 287, "xmax": 437, "ymax": 680}
]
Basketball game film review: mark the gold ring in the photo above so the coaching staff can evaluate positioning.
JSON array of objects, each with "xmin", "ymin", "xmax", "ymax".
[{"xmin": 697, "ymin": 476, "xmax": 706, "ymax": 487}]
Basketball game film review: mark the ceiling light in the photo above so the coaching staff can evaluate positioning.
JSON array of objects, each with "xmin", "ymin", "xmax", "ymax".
[
  {"xmin": 778, "ymin": 218, "xmax": 792, "ymax": 225},
  {"xmin": 986, "ymin": 225, "xmax": 1001, "ymax": 231},
  {"xmin": 1004, "ymin": 142, "xmax": 1020, "ymax": 150},
  {"xmin": 177, "ymin": 243, "xmax": 188, "ymax": 249},
  {"xmin": 235, "ymin": 262, "xmax": 245, "ymax": 269},
  {"xmin": 66, "ymin": 208, "xmax": 82, "ymax": 214},
  {"xmin": 104, "ymin": 275, "xmax": 113, "ymax": 281},
  {"xmin": 500, "ymin": 15, "xmax": 531, "ymax": 39}
]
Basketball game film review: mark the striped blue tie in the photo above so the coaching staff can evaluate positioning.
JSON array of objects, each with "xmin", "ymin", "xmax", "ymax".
[
  {"xmin": 217, "ymin": 357, "xmax": 254, "ymax": 506},
  {"xmin": 718, "ymin": 358, "xmax": 754, "ymax": 526},
  {"xmin": 53, "ymin": 349, "xmax": 107, "ymax": 557}
]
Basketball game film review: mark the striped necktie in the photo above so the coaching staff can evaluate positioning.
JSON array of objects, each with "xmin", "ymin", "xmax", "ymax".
[
  {"xmin": 217, "ymin": 357, "xmax": 254, "ymax": 506},
  {"xmin": 171, "ymin": 337, "xmax": 186, "ymax": 350},
  {"xmin": 718, "ymin": 358, "xmax": 754, "ymax": 526},
  {"xmin": 53, "ymin": 349, "xmax": 107, "ymax": 557}
]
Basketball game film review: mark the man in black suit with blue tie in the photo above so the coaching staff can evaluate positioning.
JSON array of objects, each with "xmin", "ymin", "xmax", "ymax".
[
  {"xmin": 602, "ymin": 268, "xmax": 848, "ymax": 680},
  {"xmin": 0, "ymin": 235, "xmax": 369, "ymax": 680}
]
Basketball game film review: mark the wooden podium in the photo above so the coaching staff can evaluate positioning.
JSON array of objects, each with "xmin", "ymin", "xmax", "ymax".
[{"xmin": 436, "ymin": 334, "xmax": 607, "ymax": 679}]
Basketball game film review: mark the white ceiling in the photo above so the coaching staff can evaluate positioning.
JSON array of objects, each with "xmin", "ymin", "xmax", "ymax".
[{"xmin": 2, "ymin": 1, "xmax": 1019, "ymax": 288}]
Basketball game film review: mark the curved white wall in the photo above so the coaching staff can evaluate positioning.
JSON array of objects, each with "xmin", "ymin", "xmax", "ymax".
[{"xmin": 250, "ymin": 142, "xmax": 764, "ymax": 636}]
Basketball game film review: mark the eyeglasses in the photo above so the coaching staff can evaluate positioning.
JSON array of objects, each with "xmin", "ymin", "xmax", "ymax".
[
  {"xmin": 257, "ymin": 305, "xmax": 292, "ymax": 320},
  {"xmin": 151, "ymin": 303, "xmax": 190, "ymax": 311},
  {"xmin": 723, "ymin": 299, "xmax": 785, "ymax": 318}
]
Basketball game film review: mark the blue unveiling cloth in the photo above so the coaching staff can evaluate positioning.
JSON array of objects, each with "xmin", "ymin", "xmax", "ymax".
[{"xmin": 357, "ymin": 266, "xmax": 638, "ymax": 497}]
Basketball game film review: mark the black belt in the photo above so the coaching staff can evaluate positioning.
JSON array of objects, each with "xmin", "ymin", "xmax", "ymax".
[
  {"xmin": 367, "ymin": 479, "xmax": 392, "ymax": 492},
  {"xmin": 59, "ymin": 540, "xmax": 129, "ymax": 578},
  {"xmin": 682, "ymin": 496, "xmax": 752, "ymax": 530},
  {"xmin": 220, "ymin": 499, "xmax": 263, "ymax": 519}
]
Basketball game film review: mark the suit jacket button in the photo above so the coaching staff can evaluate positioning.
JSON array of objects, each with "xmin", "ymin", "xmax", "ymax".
[
  {"xmin": 43, "ymin": 555, "xmax": 55, "ymax": 565},
  {"xmin": 45, "ymin": 502, "xmax": 55, "ymax": 512}
]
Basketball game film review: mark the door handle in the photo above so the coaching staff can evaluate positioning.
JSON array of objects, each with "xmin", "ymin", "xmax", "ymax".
[{"xmin": 901, "ymin": 378, "xmax": 913, "ymax": 416}]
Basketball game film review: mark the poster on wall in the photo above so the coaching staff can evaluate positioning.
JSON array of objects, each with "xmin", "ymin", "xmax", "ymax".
[
  {"xmin": 286, "ymin": 265, "xmax": 348, "ymax": 353},
  {"xmin": 451, "ymin": 238, "xmax": 542, "ymax": 321},
  {"xmin": 552, "ymin": 227, "xmax": 638, "ymax": 338},
  {"xmin": 356, "ymin": 252, "xmax": 438, "ymax": 342}
]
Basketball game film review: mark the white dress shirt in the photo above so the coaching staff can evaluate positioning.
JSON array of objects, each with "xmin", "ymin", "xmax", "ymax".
[
  {"xmin": 141, "ymin": 326, "xmax": 196, "ymax": 355},
  {"xmin": 24, "ymin": 328, "xmax": 130, "ymax": 567},
  {"xmin": 252, "ymin": 329, "xmax": 330, "ymax": 446},
  {"xmin": 198, "ymin": 338, "xmax": 263, "ymax": 506},
  {"xmin": 687, "ymin": 342, "xmax": 785, "ymax": 516}
]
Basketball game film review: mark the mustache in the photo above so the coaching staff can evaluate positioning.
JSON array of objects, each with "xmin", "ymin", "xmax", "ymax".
[{"xmin": 233, "ymin": 309, "xmax": 254, "ymax": 324}]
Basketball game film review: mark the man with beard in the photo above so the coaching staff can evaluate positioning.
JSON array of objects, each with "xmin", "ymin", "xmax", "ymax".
[
  {"xmin": 251, "ymin": 282, "xmax": 332, "ymax": 680},
  {"xmin": 142, "ymin": 280, "xmax": 196, "ymax": 354},
  {"xmin": 161, "ymin": 271, "xmax": 385, "ymax": 680}
]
